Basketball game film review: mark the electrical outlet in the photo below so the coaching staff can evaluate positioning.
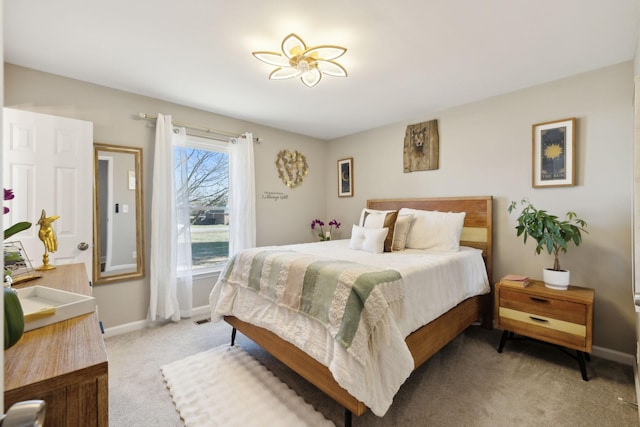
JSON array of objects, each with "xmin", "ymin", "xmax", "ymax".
[{"xmin": 132, "ymin": 250, "xmax": 137, "ymax": 259}]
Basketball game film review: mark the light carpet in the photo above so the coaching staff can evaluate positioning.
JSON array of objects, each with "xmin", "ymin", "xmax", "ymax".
[{"xmin": 160, "ymin": 345, "xmax": 335, "ymax": 427}]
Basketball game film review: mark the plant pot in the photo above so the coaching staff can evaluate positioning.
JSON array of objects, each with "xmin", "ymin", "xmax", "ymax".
[{"xmin": 543, "ymin": 268, "xmax": 570, "ymax": 290}]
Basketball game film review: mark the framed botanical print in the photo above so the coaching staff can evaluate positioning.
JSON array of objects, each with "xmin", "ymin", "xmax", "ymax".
[
  {"xmin": 532, "ymin": 118, "xmax": 576, "ymax": 187},
  {"xmin": 337, "ymin": 157, "xmax": 353, "ymax": 197}
]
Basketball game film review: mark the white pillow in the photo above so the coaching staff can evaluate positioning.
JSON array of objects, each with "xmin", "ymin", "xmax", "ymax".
[
  {"xmin": 348, "ymin": 224, "xmax": 388, "ymax": 254},
  {"xmin": 391, "ymin": 214, "xmax": 414, "ymax": 251},
  {"xmin": 399, "ymin": 208, "xmax": 466, "ymax": 251},
  {"xmin": 359, "ymin": 209, "xmax": 398, "ymax": 252}
]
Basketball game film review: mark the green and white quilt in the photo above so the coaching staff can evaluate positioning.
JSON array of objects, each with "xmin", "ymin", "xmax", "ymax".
[{"xmin": 219, "ymin": 248, "xmax": 404, "ymax": 365}]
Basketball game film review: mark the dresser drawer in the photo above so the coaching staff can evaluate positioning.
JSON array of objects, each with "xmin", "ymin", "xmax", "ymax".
[{"xmin": 499, "ymin": 288, "xmax": 586, "ymax": 325}]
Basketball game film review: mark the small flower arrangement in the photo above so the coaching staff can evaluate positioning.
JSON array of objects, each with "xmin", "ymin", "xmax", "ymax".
[{"xmin": 310, "ymin": 218, "xmax": 341, "ymax": 241}]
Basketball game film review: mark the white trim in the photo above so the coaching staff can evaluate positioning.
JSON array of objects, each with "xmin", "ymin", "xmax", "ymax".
[
  {"xmin": 177, "ymin": 133, "xmax": 229, "ymax": 152},
  {"xmin": 190, "ymin": 305, "xmax": 212, "ymax": 319},
  {"xmin": 103, "ymin": 305, "xmax": 211, "ymax": 338},
  {"xmin": 103, "ymin": 313, "xmax": 637, "ymax": 368},
  {"xmin": 592, "ymin": 345, "xmax": 635, "ymax": 366},
  {"xmin": 103, "ymin": 318, "xmax": 149, "ymax": 338}
]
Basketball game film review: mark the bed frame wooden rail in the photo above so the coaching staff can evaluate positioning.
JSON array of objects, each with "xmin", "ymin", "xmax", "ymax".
[{"xmin": 225, "ymin": 195, "xmax": 493, "ymax": 425}]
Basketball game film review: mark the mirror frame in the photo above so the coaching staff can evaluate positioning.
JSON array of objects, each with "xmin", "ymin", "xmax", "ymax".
[{"xmin": 93, "ymin": 143, "xmax": 145, "ymax": 284}]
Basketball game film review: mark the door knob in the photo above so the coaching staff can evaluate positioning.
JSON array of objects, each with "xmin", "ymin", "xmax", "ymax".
[
  {"xmin": 77, "ymin": 242, "xmax": 89, "ymax": 251},
  {"xmin": 0, "ymin": 400, "xmax": 46, "ymax": 426}
]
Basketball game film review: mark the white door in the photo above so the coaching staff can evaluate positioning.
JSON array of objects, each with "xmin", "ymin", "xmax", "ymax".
[{"xmin": 3, "ymin": 108, "xmax": 93, "ymax": 280}]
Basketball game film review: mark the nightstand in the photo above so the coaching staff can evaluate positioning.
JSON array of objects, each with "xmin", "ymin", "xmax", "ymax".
[{"xmin": 495, "ymin": 279, "xmax": 594, "ymax": 381}]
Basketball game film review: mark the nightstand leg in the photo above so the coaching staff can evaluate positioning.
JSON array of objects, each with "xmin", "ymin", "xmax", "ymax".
[
  {"xmin": 577, "ymin": 351, "xmax": 589, "ymax": 381},
  {"xmin": 497, "ymin": 330, "xmax": 509, "ymax": 353}
]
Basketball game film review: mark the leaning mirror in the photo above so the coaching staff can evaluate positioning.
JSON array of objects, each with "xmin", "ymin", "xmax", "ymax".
[{"xmin": 93, "ymin": 143, "xmax": 145, "ymax": 284}]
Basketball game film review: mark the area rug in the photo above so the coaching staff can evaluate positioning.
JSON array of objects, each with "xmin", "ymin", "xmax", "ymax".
[{"xmin": 160, "ymin": 345, "xmax": 335, "ymax": 427}]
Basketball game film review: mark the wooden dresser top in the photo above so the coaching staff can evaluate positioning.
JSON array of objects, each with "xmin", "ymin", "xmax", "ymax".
[{"xmin": 4, "ymin": 263, "xmax": 107, "ymax": 395}]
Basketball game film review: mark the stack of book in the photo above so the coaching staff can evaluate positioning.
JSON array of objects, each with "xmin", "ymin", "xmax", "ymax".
[{"xmin": 500, "ymin": 274, "xmax": 530, "ymax": 287}]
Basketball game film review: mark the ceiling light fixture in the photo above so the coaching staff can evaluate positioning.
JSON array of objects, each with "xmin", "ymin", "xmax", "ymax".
[{"xmin": 252, "ymin": 33, "xmax": 347, "ymax": 88}]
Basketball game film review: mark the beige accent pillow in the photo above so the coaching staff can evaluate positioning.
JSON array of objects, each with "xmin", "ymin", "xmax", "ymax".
[
  {"xmin": 348, "ymin": 225, "xmax": 388, "ymax": 254},
  {"xmin": 360, "ymin": 209, "xmax": 398, "ymax": 252},
  {"xmin": 391, "ymin": 214, "xmax": 414, "ymax": 251},
  {"xmin": 358, "ymin": 208, "xmax": 395, "ymax": 226},
  {"xmin": 399, "ymin": 208, "xmax": 466, "ymax": 251}
]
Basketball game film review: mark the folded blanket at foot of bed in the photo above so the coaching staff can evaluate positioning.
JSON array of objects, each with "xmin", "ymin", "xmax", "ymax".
[{"xmin": 219, "ymin": 248, "xmax": 405, "ymax": 365}]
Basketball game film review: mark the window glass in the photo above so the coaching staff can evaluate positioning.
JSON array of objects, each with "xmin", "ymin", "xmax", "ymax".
[{"xmin": 176, "ymin": 136, "xmax": 229, "ymax": 271}]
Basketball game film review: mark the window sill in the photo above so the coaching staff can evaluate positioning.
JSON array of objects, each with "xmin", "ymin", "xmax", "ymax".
[{"xmin": 192, "ymin": 267, "xmax": 224, "ymax": 280}]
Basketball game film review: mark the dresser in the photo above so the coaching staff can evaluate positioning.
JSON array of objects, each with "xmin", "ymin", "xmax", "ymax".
[
  {"xmin": 495, "ymin": 279, "xmax": 594, "ymax": 380},
  {"xmin": 4, "ymin": 263, "xmax": 108, "ymax": 426}
]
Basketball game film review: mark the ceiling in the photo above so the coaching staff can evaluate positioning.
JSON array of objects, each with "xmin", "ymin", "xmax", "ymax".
[{"xmin": 4, "ymin": 0, "xmax": 639, "ymax": 140}]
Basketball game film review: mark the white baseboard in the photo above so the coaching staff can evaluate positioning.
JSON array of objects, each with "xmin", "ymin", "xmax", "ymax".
[
  {"xmin": 592, "ymin": 345, "xmax": 635, "ymax": 366},
  {"xmin": 102, "ymin": 313, "xmax": 636, "ymax": 367},
  {"xmin": 103, "ymin": 319, "xmax": 149, "ymax": 338},
  {"xmin": 103, "ymin": 305, "xmax": 211, "ymax": 338}
]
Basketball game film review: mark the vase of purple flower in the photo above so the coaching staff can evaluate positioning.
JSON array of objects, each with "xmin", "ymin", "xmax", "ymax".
[{"xmin": 310, "ymin": 219, "xmax": 341, "ymax": 241}]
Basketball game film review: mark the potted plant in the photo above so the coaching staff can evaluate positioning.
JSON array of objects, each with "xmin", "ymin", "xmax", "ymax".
[
  {"xmin": 507, "ymin": 198, "xmax": 587, "ymax": 290},
  {"xmin": 310, "ymin": 218, "xmax": 341, "ymax": 241}
]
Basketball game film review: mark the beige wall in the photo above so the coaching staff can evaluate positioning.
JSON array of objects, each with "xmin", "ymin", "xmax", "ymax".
[
  {"xmin": 5, "ymin": 61, "xmax": 636, "ymax": 355},
  {"xmin": 633, "ymin": 34, "xmax": 640, "ymax": 365},
  {"xmin": 327, "ymin": 62, "xmax": 635, "ymax": 355},
  {"xmin": 5, "ymin": 64, "xmax": 328, "ymax": 328}
]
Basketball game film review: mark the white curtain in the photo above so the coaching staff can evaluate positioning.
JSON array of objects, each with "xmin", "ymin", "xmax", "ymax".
[
  {"xmin": 229, "ymin": 132, "xmax": 256, "ymax": 256},
  {"xmin": 174, "ymin": 132, "xmax": 194, "ymax": 318},
  {"xmin": 149, "ymin": 113, "xmax": 193, "ymax": 321}
]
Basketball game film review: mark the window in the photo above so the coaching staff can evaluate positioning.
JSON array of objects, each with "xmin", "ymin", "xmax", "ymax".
[{"xmin": 175, "ymin": 136, "xmax": 229, "ymax": 272}]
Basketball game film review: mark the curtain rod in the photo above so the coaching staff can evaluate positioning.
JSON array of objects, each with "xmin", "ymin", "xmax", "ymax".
[{"xmin": 138, "ymin": 113, "xmax": 261, "ymax": 143}]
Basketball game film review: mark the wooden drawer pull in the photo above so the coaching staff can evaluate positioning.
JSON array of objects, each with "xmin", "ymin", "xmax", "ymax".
[
  {"xmin": 529, "ymin": 316, "xmax": 549, "ymax": 323},
  {"xmin": 529, "ymin": 297, "xmax": 549, "ymax": 303}
]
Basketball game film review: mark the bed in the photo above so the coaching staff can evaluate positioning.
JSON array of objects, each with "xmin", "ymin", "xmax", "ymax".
[{"xmin": 209, "ymin": 196, "xmax": 493, "ymax": 425}]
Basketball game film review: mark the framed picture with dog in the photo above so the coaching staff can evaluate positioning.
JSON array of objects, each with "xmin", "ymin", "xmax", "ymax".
[{"xmin": 403, "ymin": 119, "xmax": 439, "ymax": 172}]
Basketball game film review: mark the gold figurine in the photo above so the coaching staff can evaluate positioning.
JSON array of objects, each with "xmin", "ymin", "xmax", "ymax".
[{"xmin": 35, "ymin": 209, "xmax": 60, "ymax": 271}]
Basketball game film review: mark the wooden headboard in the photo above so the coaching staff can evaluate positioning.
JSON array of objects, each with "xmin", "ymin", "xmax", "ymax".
[{"xmin": 367, "ymin": 196, "xmax": 493, "ymax": 283}]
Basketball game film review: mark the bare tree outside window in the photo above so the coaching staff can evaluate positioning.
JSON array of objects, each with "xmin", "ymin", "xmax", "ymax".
[{"xmin": 176, "ymin": 146, "xmax": 229, "ymax": 269}]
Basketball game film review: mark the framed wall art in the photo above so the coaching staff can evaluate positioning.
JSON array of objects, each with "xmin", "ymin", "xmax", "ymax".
[
  {"xmin": 403, "ymin": 119, "xmax": 439, "ymax": 172},
  {"xmin": 337, "ymin": 157, "xmax": 353, "ymax": 197},
  {"xmin": 532, "ymin": 118, "xmax": 576, "ymax": 188}
]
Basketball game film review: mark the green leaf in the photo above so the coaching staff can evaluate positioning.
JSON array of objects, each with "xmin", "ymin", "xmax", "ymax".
[{"xmin": 4, "ymin": 222, "xmax": 31, "ymax": 240}]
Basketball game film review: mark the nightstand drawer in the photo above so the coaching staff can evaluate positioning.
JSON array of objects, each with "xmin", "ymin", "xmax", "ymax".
[
  {"xmin": 499, "ymin": 288, "xmax": 586, "ymax": 324},
  {"xmin": 498, "ymin": 311, "xmax": 587, "ymax": 349},
  {"xmin": 499, "ymin": 307, "xmax": 586, "ymax": 336}
]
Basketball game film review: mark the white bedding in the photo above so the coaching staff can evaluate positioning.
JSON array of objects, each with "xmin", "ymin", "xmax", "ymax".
[{"xmin": 209, "ymin": 239, "xmax": 490, "ymax": 416}]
